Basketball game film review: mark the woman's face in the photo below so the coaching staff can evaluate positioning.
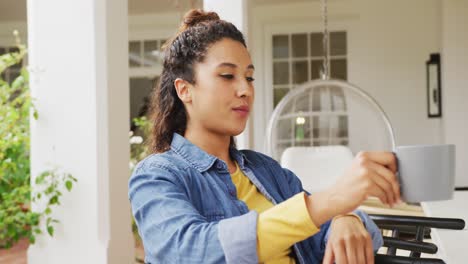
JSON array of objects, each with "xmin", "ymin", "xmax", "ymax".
[{"xmin": 186, "ymin": 37, "xmax": 255, "ymax": 137}]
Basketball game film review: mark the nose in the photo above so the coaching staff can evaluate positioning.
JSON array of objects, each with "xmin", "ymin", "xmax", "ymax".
[{"xmin": 237, "ymin": 79, "xmax": 253, "ymax": 98}]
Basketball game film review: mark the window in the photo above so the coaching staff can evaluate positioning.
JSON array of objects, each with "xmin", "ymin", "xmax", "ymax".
[
  {"xmin": 129, "ymin": 38, "xmax": 166, "ymax": 68},
  {"xmin": 272, "ymin": 31, "xmax": 349, "ymax": 148},
  {"xmin": 272, "ymin": 31, "xmax": 347, "ymax": 106},
  {"xmin": 128, "ymin": 38, "xmax": 166, "ymax": 131},
  {"xmin": 129, "ymin": 77, "xmax": 157, "ymax": 130}
]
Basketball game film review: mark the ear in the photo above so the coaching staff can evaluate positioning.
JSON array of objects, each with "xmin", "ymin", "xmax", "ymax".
[{"xmin": 174, "ymin": 78, "xmax": 192, "ymax": 103}]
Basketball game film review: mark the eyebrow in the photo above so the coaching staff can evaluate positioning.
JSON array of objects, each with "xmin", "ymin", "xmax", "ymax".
[{"xmin": 217, "ymin": 62, "xmax": 255, "ymax": 70}]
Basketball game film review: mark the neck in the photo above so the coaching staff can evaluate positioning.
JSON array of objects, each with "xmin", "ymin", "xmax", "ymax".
[{"xmin": 184, "ymin": 124, "xmax": 234, "ymax": 169}]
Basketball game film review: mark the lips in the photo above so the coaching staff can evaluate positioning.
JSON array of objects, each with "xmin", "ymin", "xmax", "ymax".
[
  {"xmin": 232, "ymin": 105, "xmax": 250, "ymax": 112},
  {"xmin": 232, "ymin": 105, "xmax": 250, "ymax": 117}
]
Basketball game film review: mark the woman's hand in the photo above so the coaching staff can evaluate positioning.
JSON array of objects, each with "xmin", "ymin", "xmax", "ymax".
[
  {"xmin": 306, "ymin": 151, "xmax": 401, "ymax": 226},
  {"xmin": 326, "ymin": 151, "xmax": 401, "ymax": 214},
  {"xmin": 322, "ymin": 215, "xmax": 374, "ymax": 264}
]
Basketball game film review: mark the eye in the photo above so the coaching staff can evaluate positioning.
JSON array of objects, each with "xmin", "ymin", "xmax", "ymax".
[
  {"xmin": 220, "ymin": 74, "xmax": 234, "ymax": 80},
  {"xmin": 246, "ymin": 77, "xmax": 255, "ymax": 82}
]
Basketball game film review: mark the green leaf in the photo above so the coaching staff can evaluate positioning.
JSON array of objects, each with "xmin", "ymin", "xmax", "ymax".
[
  {"xmin": 49, "ymin": 196, "xmax": 58, "ymax": 205},
  {"xmin": 69, "ymin": 175, "xmax": 78, "ymax": 182},
  {"xmin": 47, "ymin": 226, "xmax": 54, "ymax": 236},
  {"xmin": 29, "ymin": 235, "xmax": 36, "ymax": 244},
  {"xmin": 11, "ymin": 75, "xmax": 24, "ymax": 90},
  {"xmin": 45, "ymin": 186, "xmax": 54, "ymax": 195},
  {"xmin": 65, "ymin": 180, "xmax": 72, "ymax": 191},
  {"xmin": 20, "ymin": 67, "xmax": 29, "ymax": 81},
  {"xmin": 45, "ymin": 207, "xmax": 51, "ymax": 215},
  {"xmin": 35, "ymin": 171, "xmax": 49, "ymax": 184}
]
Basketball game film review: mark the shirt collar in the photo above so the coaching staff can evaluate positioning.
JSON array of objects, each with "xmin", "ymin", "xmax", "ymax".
[{"xmin": 170, "ymin": 133, "xmax": 249, "ymax": 173}]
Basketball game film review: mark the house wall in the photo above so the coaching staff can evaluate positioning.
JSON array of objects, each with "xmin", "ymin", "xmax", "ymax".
[
  {"xmin": 250, "ymin": 0, "xmax": 443, "ymax": 154},
  {"xmin": 251, "ymin": 0, "xmax": 468, "ymax": 186},
  {"xmin": 441, "ymin": 0, "xmax": 468, "ymax": 187},
  {"xmin": 0, "ymin": 21, "xmax": 27, "ymax": 47},
  {"xmin": 1, "ymin": 0, "xmax": 466, "ymax": 186}
]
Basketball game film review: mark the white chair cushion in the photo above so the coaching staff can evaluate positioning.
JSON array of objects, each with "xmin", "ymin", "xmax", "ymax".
[{"xmin": 280, "ymin": 146, "xmax": 354, "ymax": 194}]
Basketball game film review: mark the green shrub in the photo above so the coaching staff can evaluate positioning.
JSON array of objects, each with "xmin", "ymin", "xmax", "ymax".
[{"xmin": 0, "ymin": 32, "xmax": 76, "ymax": 249}]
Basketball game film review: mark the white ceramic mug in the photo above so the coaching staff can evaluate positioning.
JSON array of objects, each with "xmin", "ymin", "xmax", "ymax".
[{"xmin": 395, "ymin": 144, "xmax": 456, "ymax": 203}]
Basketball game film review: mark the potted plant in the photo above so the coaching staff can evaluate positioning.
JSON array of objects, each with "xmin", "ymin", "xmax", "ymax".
[{"xmin": 0, "ymin": 31, "xmax": 77, "ymax": 249}]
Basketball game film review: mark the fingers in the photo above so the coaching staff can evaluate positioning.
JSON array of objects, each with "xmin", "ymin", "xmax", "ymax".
[
  {"xmin": 357, "ymin": 243, "xmax": 366, "ymax": 264},
  {"xmin": 370, "ymin": 162, "xmax": 401, "ymax": 205},
  {"xmin": 325, "ymin": 233, "xmax": 374, "ymax": 264},
  {"xmin": 334, "ymin": 240, "xmax": 347, "ymax": 264},
  {"xmin": 368, "ymin": 185, "xmax": 389, "ymax": 206},
  {"xmin": 355, "ymin": 152, "xmax": 400, "ymax": 206},
  {"xmin": 356, "ymin": 234, "xmax": 369, "ymax": 264},
  {"xmin": 357, "ymin": 165, "xmax": 389, "ymax": 205},
  {"xmin": 356, "ymin": 151, "xmax": 397, "ymax": 174},
  {"xmin": 345, "ymin": 236, "xmax": 358, "ymax": 264},
  {"xmin": 365, "ymin": 232, "xmax": 375, "ymax": 264},
  {"xmin": 345, "ymin": 233, "xmax": 374, "ymax": 264},
  {"xmin": 322, "ymin": 243, "xmax": 334, "ymax": 264},
  {"xmin": 367, "ymin": 164, "xmax": 395, "ymax": 205}
]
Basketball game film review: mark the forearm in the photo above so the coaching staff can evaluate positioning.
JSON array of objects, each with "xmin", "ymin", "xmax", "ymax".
[
  {"xmin": 305, "ymin": 189, "xmax": 341, "ymax": 227},
  {"xmin": 305, "ymin": 189, "xmax": 384, "ymax": 251}
]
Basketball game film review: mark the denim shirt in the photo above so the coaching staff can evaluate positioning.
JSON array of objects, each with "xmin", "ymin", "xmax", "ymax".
[{"xmin": 128, "ymin": 133, "xmax": 383, "ymax": 264}]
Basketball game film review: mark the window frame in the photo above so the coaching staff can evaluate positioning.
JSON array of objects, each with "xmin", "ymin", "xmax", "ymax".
[{"xmin": 259, "ymin": 21, "xmax": 352, "ymax": 152}]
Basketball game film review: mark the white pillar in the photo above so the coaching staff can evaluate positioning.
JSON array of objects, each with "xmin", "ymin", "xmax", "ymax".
[
  {"xmin": 27, "ymin": 0, "xmax": 134, "ymax": 263},
  {"xmin": 441, "ymin": 0, "xmax": 468, "ymax": 187},
  {"xmin": 203, "ymin": 0, "xmax": 253, "ymax": 150}
]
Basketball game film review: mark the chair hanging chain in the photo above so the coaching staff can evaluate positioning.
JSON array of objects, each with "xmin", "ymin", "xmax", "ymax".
[{"xmin": 321, "ymin": 0, "xmax": 331, "ymax": 80}]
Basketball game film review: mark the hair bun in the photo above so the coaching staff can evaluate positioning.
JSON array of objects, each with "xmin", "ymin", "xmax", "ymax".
[
  {"xmin": 180, "ymin": 9, "xmax": 220, "ymax": 30},
  {"xmin": 161, "ymin": 9, "xmax": 221, "ymax": 50}
]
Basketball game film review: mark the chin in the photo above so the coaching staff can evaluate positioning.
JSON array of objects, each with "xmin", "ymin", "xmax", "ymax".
[
  {"xmin": 228, "ymin": 125, "xmax": 247, "ymax": 136},
  {"xmin": 217, "ymin": 119, "xmax": 248, "ymax": 137},
  {"xmin": 228, "ymin": 129, "xmax": 243, "ymax": 137}
]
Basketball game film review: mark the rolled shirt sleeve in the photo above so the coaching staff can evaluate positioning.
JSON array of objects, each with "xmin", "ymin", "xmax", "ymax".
[{"xmin": 218, "ymin": 211, "xmax": 259, "ymax": 263}]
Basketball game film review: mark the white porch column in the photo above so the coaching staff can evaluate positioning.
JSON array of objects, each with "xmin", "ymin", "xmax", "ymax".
[
  {"xmin": 203, "ymin": 0, "xmax": 253, "ymax": 150},
  {"xmin": 27, "ymin": 0, "xmax": 134, "ymax": 263}
]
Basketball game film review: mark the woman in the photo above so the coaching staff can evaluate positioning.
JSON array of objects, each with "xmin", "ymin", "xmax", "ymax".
[{"xmin": 129, "ymin": 9, "xmax": 401, "ymax": 264}]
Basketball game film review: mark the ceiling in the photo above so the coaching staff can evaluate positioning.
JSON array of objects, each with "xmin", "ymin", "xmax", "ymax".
[
  {"xmin": 0, "ymin": 0, "xmax": 26, "ymax": 22},
  {"xmin": 128, "ymin": 0, "xmax": 202, "ymax": 15},
  {"xmin": 0, "ymin": 0, "xmax": 201, "ymax": 22},
  {"xmin": 253, "ymin": 0, "xmax": 313, "ymax": 5},
  {"xmin": 0, "ymin": 0, "xmax": 313, "ymax": 22}
]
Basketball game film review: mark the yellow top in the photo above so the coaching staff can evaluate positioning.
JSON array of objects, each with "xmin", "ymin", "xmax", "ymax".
[{"xmin": 230, "ymin": 163, "xmax": 320, "ymax": 264}]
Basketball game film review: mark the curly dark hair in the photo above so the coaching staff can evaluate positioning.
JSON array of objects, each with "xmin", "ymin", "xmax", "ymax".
[{"xmin": 148, "ymin": 9, "xmax": 247, "ymax": 153}]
